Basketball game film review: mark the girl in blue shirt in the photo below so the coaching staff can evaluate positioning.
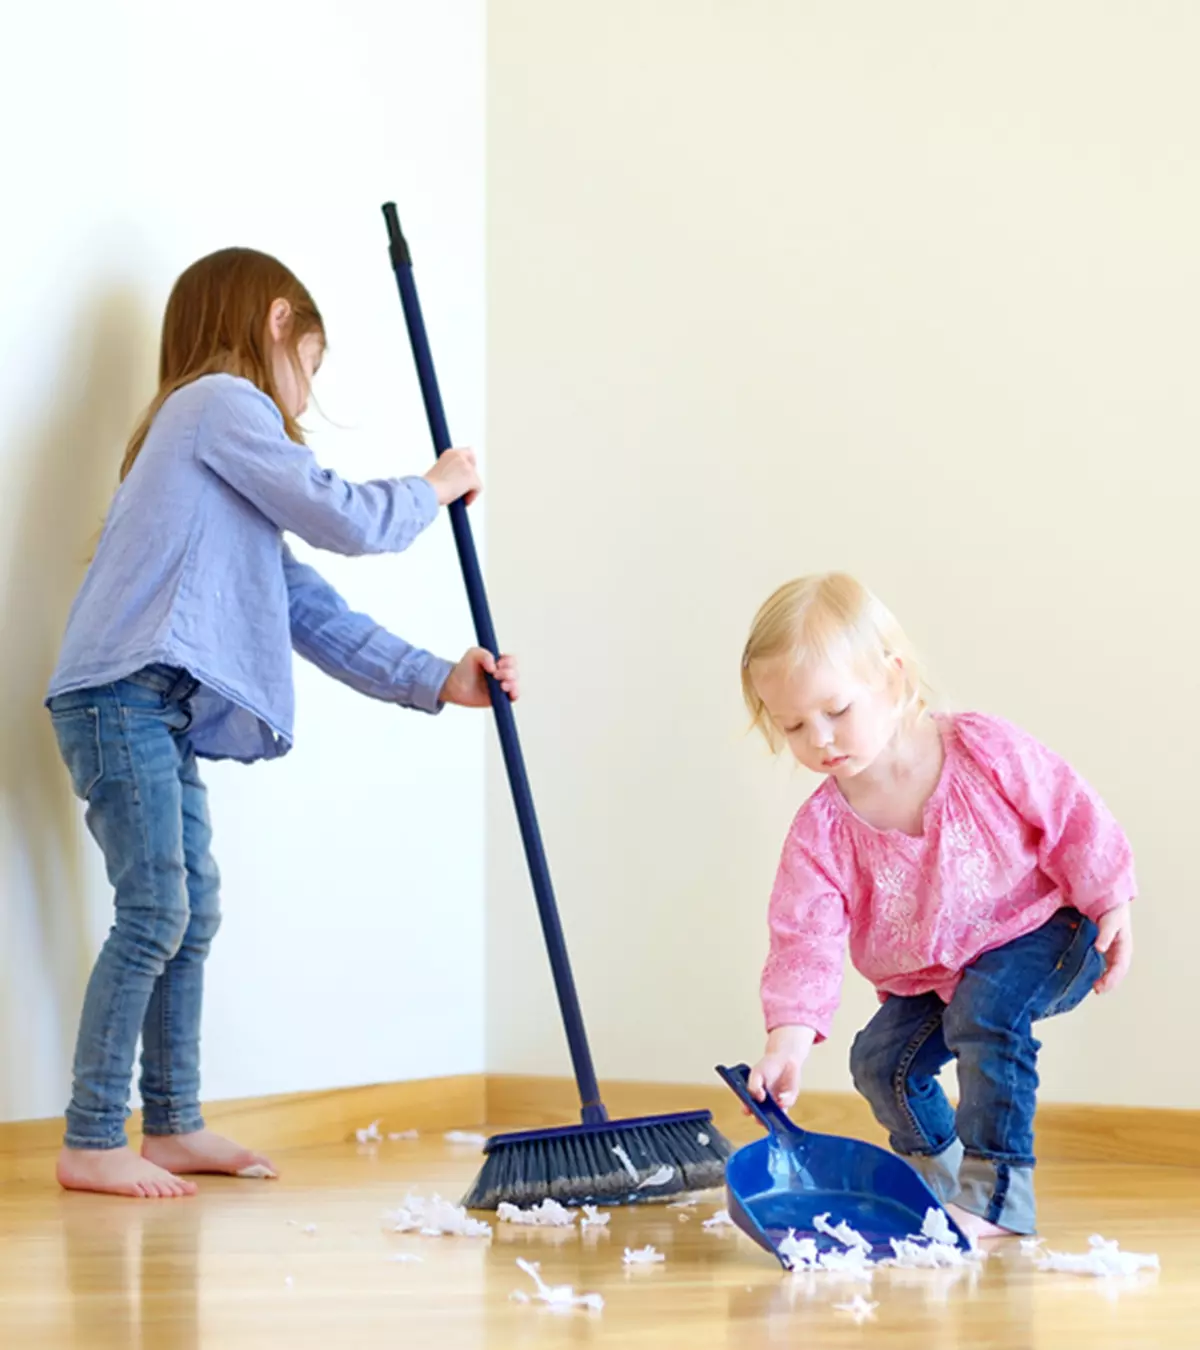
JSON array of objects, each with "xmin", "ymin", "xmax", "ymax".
[{"xmin": 46, "ymin": 247, "xmax": 516, "ymax": 1198}]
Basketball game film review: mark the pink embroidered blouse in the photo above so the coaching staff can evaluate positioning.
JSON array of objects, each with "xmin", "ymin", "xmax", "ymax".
[{"xmin": 761, "ymin": 712, "xmax": 1136, "ymax": 1038}]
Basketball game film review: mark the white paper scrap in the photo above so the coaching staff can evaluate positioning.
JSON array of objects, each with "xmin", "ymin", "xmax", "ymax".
[
  {"xmin": 581, "ymin": 1205, "xmax": 610, "ymax": 1229},
  {"xmin": 921, "ymin": 1207, "xmax": 957, "ymax": 1247},
  {"xmin": 779, "ymin": 1231, "xmax": 819, "ymax": 1270},
  {"xmin": 355, "ymin": 1120, "xmax": 383, "ymax": 1144},
  {"xmin": 611, "ymin": 1144, "xmax": 640, "ymax": 1182},
  {"xmin": 888, "ymin": 1237, "xmax": 973, "ymax": 1269},
  {"xmin": 236, "ymin": 1163, "xmax": 277, "ymax": 1179},
  {"xmin": 1036, "ymin": 1235, "xmax": 1160, "ymax": 1278},
  {"xmin": 444, "ymin": 1131, "xmax": 488, "ymax": 1147},
  {"xmin": 637, "ymin": 1164, "xmax": 676, "ymax": 1189},
  {"xmin": 623, "ymin": 1245, "xmax": 666, "ymax": 1265},
  {"xmin": 814, "ymin": 1212, "xmax": 872, "ymax": 1252},
  {"xmin": 498, "ymin": 1199, "xmax": 576, "ymax": 1228},
  {"xmin": 514, "ymin": 1258, "xmax": 604, "ymax": 1312},
  {"xmin": 818, "ymin": 1246, "xmax": 875, "ymax": 1279},
  {"xmin": 384, "ymin": 1194, "xmax": 492, "ymax": 1239},
  {"xmin": 834, "ymin": 1294, "xmax": 879, "ymax": 1324},
  {"xmin": 703, "ymin": 1209, "xmax": 736, "ymax": 1230}
]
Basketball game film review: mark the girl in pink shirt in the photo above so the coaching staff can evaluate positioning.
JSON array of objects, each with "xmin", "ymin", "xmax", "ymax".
[{"xmin": 741, "ymin": 573, "xmax": 1135, "ymax": 1240}]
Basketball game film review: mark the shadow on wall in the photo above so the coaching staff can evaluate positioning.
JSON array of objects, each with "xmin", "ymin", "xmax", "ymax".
[{"xmin": 0, "ymin": 286, "xmax": 153, "ymax": 1121}]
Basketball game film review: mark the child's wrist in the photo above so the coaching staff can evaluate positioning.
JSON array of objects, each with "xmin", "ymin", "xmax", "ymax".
[{"xmin": 767, "ymin": 1024, "xmax": 817, "ymax": 1050}]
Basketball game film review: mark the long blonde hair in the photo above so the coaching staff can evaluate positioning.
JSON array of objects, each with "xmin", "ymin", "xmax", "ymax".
[
  {"xmin": 120, "ymin": 247, "xmax": 324, "ymax": 481},
  {"xmin": 741, "ymin": 573, "xmax": 930, "ymax": 749}
]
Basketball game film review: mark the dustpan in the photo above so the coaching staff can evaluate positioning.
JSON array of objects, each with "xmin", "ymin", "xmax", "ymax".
[{"xmin": 716, "ymin": 1063, "xmax": 971, "ymax": 1266}]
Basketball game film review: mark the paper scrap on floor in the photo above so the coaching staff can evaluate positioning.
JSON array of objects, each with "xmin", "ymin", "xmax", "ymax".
[
  {"xmin": 444, "ymin": 1131, "xmax": 488, "ymax": 1147},
  {"xmin": 356, "ymin": 1120, "xmax": 383, "ymax": 1144},
  {"xmin": 834, "ymin": 1294, "xmax": 879, "ymax": 1323},
  {"xmin": 498, "ymin": 1199, "xmax": 575, "ymax": 1228},
  {"xmin": 703, "ymin": 1209, "xmax": 736, "ymax": 1230},
  {"xmin": 1036, "ymin": 1235, "xmax": 1160, "ymax": 1278},
  {"xmin": 581, "ymin": 1205, "xmax": 610, "ymax": 1229},
  {"xmin": 887, "ymin": 1237, "xmax": 975, "ymax": 1269},
  {"xmin": 623, "ymin": 1246, "xmax": 666, "ymax": 1266},
  {"xmin": 514, "ymin": 1258, "xmax": 604, "ymax": 1312},
  {"xmin": 385, "ymin": 1194, "xmax": 492, "ymax": 1239}
]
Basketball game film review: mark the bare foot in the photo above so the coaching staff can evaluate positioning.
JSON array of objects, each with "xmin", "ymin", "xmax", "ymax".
[
  {"xmin": 946, "ymin": 1201, "xmax": 1020, "ymax": 1243},
  {"xmin": 142, "ymin": 1129, "xmax": 278, "ymax": 1179},
  {"xmin": 57, "ymin": 1145, "xmax": 197, "ymax": 1198}
]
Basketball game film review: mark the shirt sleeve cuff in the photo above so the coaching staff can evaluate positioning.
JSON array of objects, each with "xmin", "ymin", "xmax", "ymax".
[
  {"xmin": 403, "ymin": 655, "xmax": 456, "ymax": 715},
  {"xmin": 405, "ymin": 475, "xmax": 440, "ymax": 526}
]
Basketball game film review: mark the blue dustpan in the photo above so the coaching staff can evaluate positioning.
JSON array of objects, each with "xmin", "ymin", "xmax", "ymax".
[{"xmin": 716, "ymin": 1063, "xmax": 971, "ymax": 1267}]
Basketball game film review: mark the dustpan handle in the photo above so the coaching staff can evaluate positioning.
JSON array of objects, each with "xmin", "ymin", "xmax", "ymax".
[
  {"xmin": 716, "ymin": 1063, "xmax": 798, "ymax": 1138},
  {"xmin": 382, "ymin": 203, "xmax": 607, "ymax": 1126}
]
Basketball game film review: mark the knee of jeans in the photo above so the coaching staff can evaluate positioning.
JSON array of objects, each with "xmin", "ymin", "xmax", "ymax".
[
  {"xmin": 182, "ymin": 907, "xmax": 222, "ymax": 955},
  {"xmin": 942, "ymin": 998, "xmax": 1032, "ymax": 1057},
  {"xmin": 118, "ymin": 904, "xmax": 192, "ymax": 966},
  {"xmin": 849, "ymin": 1030, "xmax": 896, "ymax": 1105}
]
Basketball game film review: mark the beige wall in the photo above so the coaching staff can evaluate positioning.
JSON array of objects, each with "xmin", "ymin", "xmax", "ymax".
[{"xmin": 486, "ymin": 1, "xmax": 1198, "ymax": 1107}]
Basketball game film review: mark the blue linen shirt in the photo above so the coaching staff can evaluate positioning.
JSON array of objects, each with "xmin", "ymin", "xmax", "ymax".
[{"xmin": 47, "ymin": 373, "xmax": 454, "ymax": 762}]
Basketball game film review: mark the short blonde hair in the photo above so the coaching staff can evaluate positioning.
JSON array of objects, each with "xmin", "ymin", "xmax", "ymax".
[{"xmin": 741, "ymin": 573, "xmax": 928, "ymax": 749}]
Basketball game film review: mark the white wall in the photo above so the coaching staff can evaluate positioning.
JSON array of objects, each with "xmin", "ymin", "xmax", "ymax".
[
  {"xmin": 0, "ymin": 0, "xmax": 486, "ymax": 1123},
  {"xmin": 486, "ymin": 1, "xmax": 1199, "ymax": 1108}
]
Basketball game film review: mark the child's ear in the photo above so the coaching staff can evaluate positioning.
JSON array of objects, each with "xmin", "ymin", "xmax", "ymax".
[{"xmin": 266, "ymin": 298, "xmax": 293, "ymax": 342}]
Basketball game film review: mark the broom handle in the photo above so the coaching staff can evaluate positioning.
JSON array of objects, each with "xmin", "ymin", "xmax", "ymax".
[{"xmin": 382, "ymin": 204, "xmax": 608, "ymax": 1126}]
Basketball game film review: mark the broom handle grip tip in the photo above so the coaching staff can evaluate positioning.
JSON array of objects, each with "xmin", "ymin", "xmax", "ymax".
[{"xmin": 382, "ymin": 201, "xmax": 411, "ymax": 266}]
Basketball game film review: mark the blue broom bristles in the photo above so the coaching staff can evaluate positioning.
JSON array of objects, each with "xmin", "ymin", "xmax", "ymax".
[{"xmin": 462, "ymin": 1110, "xmax": 732, "ymax": 1210}]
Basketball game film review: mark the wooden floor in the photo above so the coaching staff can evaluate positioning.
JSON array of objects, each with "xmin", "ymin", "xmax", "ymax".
[{"xmin": 1, "ymin": 1128, "xmax": 1197, "ymax": 1349}]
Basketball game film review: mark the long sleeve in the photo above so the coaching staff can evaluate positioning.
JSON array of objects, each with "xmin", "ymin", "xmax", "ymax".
[
  {"xmin": 196, "ymin": 378, "xmax": 439, "ymax": 556},
  {"xmin": 283, "ymin": 547, "xmax": 453, "ymax": 714},
  {"xmin": 955, "ymin": 712, "xmax": 1136, "ymax": 920},
  {"xmin": 761, "ymin": 822, "xmax": 851, "ymax": 1041}
]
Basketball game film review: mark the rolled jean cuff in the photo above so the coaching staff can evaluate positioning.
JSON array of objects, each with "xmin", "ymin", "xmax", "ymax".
[
  {"xmin": 141, "ymin": 1107, "xmax": 206, "ymax": 1138},
  {"xmin": 956, "ymin": 1156, "xmax": 1037, "ymax": 1235},
  {"xmin": 902, "ymin": 1137, "xmax": 964, "ymax": 1206},
  {"xmin": 64, "ymin": 1107, "xmax": 129, "ymax": 1152}
]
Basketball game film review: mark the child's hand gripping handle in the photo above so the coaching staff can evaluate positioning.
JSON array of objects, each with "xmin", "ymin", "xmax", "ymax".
[
  {"xmin": 716, "ymin": 1063, "xmax": 801, "ymax": 1139},
  {"xmin": 382, "ymin": 203, "xmax": 607, "ymax": 1125}
]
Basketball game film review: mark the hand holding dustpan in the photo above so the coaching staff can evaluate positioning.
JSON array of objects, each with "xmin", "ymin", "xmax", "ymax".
[{"xmin": 716, "ymin": 1063, "xmax": 971, "ymax": 1267}]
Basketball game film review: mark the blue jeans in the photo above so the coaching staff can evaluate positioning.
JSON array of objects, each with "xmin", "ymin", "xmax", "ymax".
[
  {"xmin": 49, "ymin": 666, "xmax": 221, "ymax": 1150},
  {"xmin": 849, "ymin": 907, "xmax": 1105, "ymax": 1234}
]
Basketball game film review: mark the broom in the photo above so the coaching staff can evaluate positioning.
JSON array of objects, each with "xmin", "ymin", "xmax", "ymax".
[{"xmin": 382, "ymin": 202, "xmax": 732, "ymax": 1208}]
